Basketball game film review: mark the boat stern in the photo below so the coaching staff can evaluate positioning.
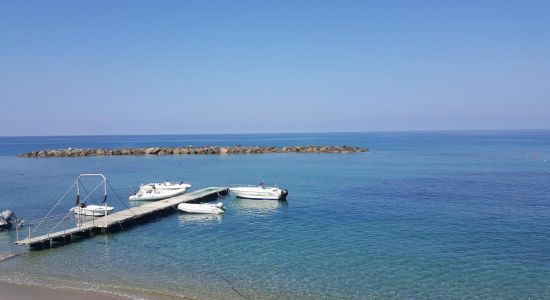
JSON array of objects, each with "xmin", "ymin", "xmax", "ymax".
[{"xmin": 279, "ymin": 189, "xmax": 289, "ymax": 201}]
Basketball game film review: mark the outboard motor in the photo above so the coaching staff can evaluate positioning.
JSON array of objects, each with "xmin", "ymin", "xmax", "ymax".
[
  {"xmin": 280, "ymin": 189, "xmax": 289, "ymax": 201},
  {"xmin": 0, "ymin": 219, "xmax": 7, "ymax": 230},
  {"xmin": 0, "ymin": 210, "xmax": 23, "ymax": 230}
]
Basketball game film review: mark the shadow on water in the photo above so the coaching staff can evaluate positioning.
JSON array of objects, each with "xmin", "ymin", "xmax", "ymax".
[
  {"xmin": 177, "ymin": 213, "xmax": 224, "ymax": 225},
  {"xmin": 230, "ymin": 197, "xmax": 288, "ymax": 214}
]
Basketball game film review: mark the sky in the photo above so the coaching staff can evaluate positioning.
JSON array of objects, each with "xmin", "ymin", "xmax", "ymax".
[{"xmin": 0, "ymin": 0, "xmax": 549, "ymax": 136}]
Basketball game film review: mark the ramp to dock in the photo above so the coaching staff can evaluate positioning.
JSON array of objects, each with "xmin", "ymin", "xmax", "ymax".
[{"xmin": 15, "ymin": 187, "xmax": 228, "ymax": 249}]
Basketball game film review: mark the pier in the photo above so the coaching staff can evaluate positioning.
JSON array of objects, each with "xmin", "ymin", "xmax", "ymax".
[{"xmin": 15, "ymin": 186, "xmax": 228, "ymax": 249}]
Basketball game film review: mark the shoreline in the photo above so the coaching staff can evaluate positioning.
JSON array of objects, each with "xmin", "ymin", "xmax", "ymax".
[
  {"xmin": 18, "ymin": 145, "xmax": 367, "ymax": 158},
  {"xmin": 0, "ymin": 281, "xmax": 130, "ymax": 300},
  {"xmin": 0, "ymin": 280, "xmax": 192, "ymax": 300}
]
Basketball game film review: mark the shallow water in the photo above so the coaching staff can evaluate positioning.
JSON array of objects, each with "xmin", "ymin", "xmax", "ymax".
[{"xmin": 0, "ymin": 131, "xmax": 549, "ymax": 299}]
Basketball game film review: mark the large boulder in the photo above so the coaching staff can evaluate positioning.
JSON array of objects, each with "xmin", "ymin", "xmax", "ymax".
[
  {"xmin": 132, "ymin": 148, "xmax": 144, "ymax": 155},
  {"xmin": 145, "ymin": 147, "xmax": 158, "ymax": 155}
]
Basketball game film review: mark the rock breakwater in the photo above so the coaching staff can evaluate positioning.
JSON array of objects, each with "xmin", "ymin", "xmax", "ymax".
[{"xmin": 18, "ymin": 145, "xmax": 367, "ymax": 158}]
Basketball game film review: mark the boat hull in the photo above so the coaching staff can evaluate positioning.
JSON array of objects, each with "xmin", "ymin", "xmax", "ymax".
[
  {"xmin": 230, "ymin": 187, "xmax": 288, "ymax": 200},
  {"xmin": 177, "ymin": 203, "xmax": 224, "ymax": 214},
  {"xmin": 71, "ymin": 205, "xmax": 114, "ymax": 216},
  {"xmin": 129, "ymin": 187, "xmax": 189, "ymax": 201}
]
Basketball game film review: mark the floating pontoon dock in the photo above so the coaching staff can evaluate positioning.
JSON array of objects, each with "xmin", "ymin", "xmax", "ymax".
[{"xmin": 15, "ymin": 187, "xmax": 228, "ymax": 249}]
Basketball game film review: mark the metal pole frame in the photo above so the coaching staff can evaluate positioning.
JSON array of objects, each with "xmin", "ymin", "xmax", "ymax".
[{"xmin": 76, "ymin": 174, "xmax": 108, "ymax": 228}]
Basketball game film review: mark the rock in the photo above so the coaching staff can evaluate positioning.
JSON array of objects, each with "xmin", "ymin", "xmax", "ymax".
[
  {"xmin": 132, "ymin": 148, "xmax": 144, "ymax": 155},
  {"xmin": 145, "ymin": 147, "xmax": 158, "ymax": 155},
  {"xmin": 220, "ymin": 147, "xmax": 228, "ymax": 155}
]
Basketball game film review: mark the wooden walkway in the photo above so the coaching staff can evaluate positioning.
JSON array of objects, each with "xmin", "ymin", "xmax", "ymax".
[{"xmin": 15, "ymin": 187, "xmax": 228, "ymax": 249}]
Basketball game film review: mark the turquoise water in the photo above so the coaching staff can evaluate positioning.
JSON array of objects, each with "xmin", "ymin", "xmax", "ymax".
[{"xmin": 0, "ymin": 131, "xmax": 549, "ymax": 299}]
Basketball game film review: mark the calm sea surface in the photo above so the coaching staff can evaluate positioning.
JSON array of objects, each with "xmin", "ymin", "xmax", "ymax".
[{"xmin": 0, "ymin": 131, "xmax": 549, "ymax": 299}]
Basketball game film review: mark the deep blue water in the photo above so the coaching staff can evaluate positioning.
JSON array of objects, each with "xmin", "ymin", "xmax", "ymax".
[{"xmin": 0, "ymin": 131, "xmax": 549, "ymax": 299}]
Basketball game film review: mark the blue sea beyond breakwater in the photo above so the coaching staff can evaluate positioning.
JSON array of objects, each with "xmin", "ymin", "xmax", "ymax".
[{"xmin": 0, "ymin": 131, "xmax": 549, "ymax": 299}]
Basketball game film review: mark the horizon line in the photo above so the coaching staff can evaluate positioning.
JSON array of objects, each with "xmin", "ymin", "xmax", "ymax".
[{"xmin": 0, "ymin": 128, "xmax": 549, "ymax": 138}]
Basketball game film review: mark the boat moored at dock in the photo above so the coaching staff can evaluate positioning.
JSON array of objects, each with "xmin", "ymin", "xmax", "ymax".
[
  {"xmin": 70, "ymin": 204, "xmax": 114, "ymax": 216},
  {"xmin": 70, "ymin": 174, "xmax": 115, "ymax": 216},
  {"xmin": 230, "ymin": 182, "xmax": 288, "ymax": 200},
  {"xmin": 177, "ymin": 202, "xmax": 225, "ymax": 214},
  {"xmin": 129, "ymin": 181, "xmax": 191, "ymax": 201}
]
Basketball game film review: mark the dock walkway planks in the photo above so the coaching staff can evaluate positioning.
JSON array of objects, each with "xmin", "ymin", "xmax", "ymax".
[{"xmin": 15, "ymin": 187, "xmax": 228, "ymax": 248}]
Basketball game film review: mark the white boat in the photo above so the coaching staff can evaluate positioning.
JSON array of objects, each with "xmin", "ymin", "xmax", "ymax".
[
  {"xmin": 229, "ymin": 182, "xmax": 288, "ymax": 200},
  {"xmin": 71, "ymin": 204, "xmax": 113, "ymax": 216},
  {"xmin": 129, "ymin": 181, "xmax": 191, "ymax": 201},
  {"xmin": 177, "ymin": 202, "xmax": 224, "ymax": 214},
  {"xmin": 152, "ymin": 181, "xmax": 191, "ymax": 191}
]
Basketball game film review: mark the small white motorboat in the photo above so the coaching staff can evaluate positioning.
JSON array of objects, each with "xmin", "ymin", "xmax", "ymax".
[
  {"xmin": 71, "ymin": 204, "xmax": 113, "ymax": 216},
  {"xmin": 230, "ymin": 182, "xmax": 288, "ymax": 200},
  {"xmin": 152, "ymin": 181, "xmax": 191, "ymax": 191},
  {"xmin": 129, "ymin": 181, "xmax": 191, "ymax": 201},
  {"xmin": 177, "ymin": 202, "xmax": 225, "ymax": 214}
]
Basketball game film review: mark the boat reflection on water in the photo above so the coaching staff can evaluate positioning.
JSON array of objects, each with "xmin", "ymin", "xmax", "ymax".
[
  {"xmin": 128, "ymin": 200, "xmax": 148, "ymax": 208},
  {"xmin": 231, "ymin": 198, "xmax": 287, "ymax": 214},
  {"xmin": 177, "ymin": 213, "xmax": 223, "ymax": 225}
]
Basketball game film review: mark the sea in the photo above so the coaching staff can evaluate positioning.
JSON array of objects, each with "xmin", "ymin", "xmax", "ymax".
[{"xmin": 0, "ymin": 131, "xmax": 549, "ymax": 299}]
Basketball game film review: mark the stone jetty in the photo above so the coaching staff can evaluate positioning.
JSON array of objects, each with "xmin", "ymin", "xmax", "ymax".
[{"xmin": 18, "ymin": 145, "xmax": 367, "ymax": 158}]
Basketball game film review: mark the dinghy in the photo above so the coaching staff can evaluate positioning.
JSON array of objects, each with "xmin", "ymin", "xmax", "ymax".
[
  {"xmin": 71, "ymin": 204, "xmax": 113, "ymax": 216},
  {"xmin": 177, "ymin": 202, "xmax": 225, "ymax": 214},
  {"xmin": 230, "ymin": 182, "xmax": 288, "ymax": 200}
]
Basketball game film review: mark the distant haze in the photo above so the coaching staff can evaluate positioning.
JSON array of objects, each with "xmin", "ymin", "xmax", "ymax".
[{"xmin": 1, "ymin": 1, "xmax": 549, "ymax": 136}]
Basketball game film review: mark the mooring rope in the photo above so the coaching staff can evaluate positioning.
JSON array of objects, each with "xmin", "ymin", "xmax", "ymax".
[
  {"xmin": 44, "ymin": 181, "xmax": 103, "ymax": 236},
  {"xmin": 216, "ymin": 273, "xmax": 253, "ymax": 300},
  {"xmin": 24, "ymin": 212, "xmax": 71, "ymax": 225},
  {"xmin": 78, "ymin": 181, "xmax": 104, "ymax": 205},
  {"xmin": 106, "ymin": 180, "xmax": 136, "ymax": 215},
  {"xmin": 47, "ymin": 209, "xmax": 74, "ymax": 235},
  {"xmin": 31, "ymin": 179, "xmax": 77, "ymax": 235}
]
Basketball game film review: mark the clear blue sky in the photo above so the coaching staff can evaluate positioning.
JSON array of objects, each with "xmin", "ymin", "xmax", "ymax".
[{"xmin": 1, "ymin": 0, "xmax": 549, "ymax": 136}]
